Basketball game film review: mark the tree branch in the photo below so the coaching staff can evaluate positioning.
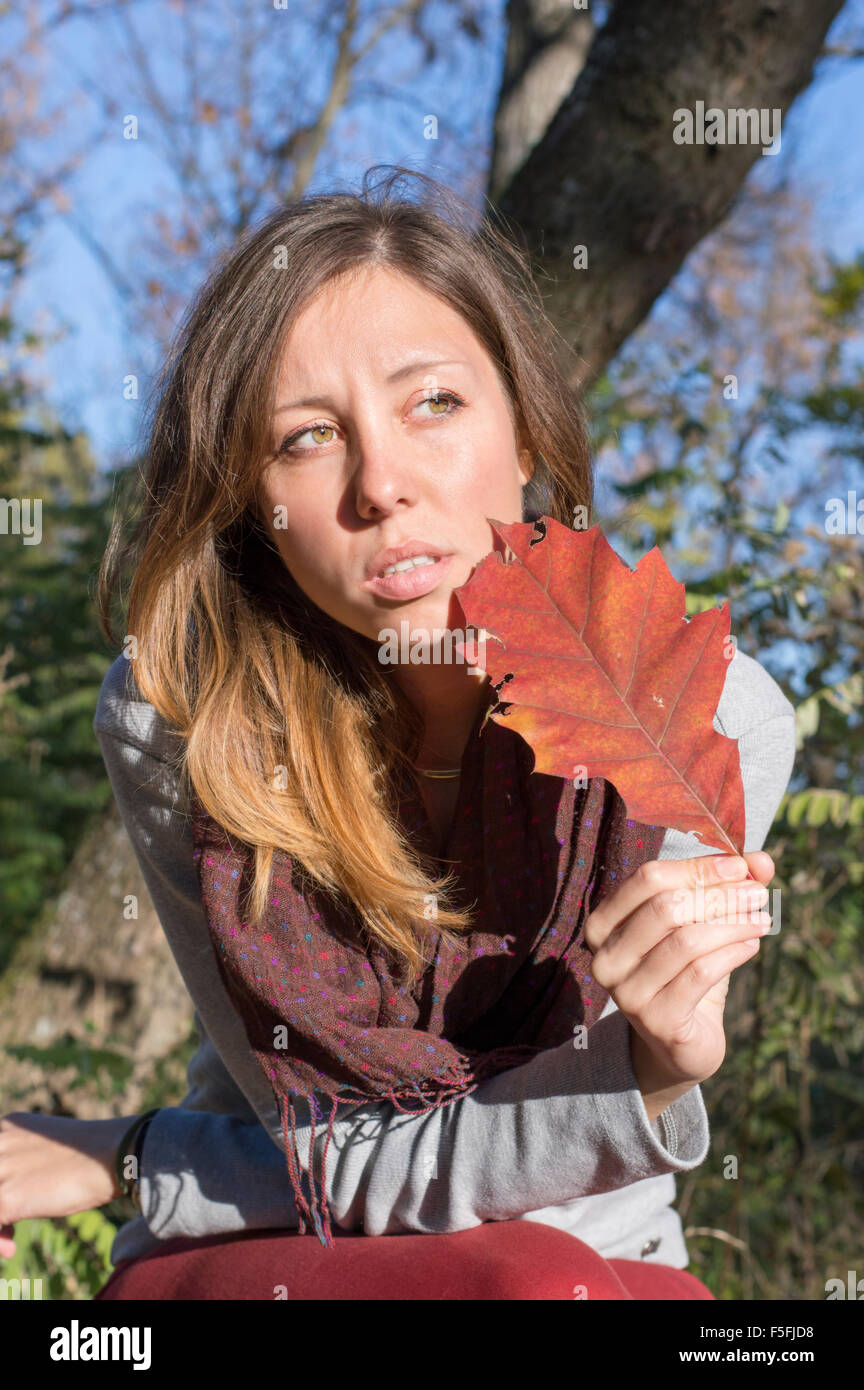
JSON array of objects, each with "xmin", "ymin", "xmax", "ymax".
[{"xmin": 489, "ymin": 0, "xmax": 594, "ymax": 203}]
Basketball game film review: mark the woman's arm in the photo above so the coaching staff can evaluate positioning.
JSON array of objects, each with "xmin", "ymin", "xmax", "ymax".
[
  {"xmin": 94, "ymin": 644, "xmax": 794, "ymax": 1244},
  {"xmin": 128, "ymin": 998, "xmax": 707, "ymax": 1245}
]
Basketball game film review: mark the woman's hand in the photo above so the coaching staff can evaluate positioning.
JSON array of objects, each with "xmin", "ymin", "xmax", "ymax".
[
  {"xmin": 0, "ymin": 1112, "xmax": 138, "ymax": 1260},
  {"xmin": 584, "ymin": 850, "xmax": 775, "ymax": 1108}
]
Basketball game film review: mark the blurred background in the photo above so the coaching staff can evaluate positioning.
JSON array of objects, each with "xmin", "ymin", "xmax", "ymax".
[{"xmin": 0, "ymin": 0, "xmax": 862, "ymax": 1299}]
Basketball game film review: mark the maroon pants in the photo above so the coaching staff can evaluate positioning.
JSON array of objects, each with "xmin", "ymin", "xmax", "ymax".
[{"xmin": 94, "ymin": 1221, "xmax": 715, "ymax": 1301}]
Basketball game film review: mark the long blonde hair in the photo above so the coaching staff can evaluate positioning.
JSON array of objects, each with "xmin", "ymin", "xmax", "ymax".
[{"xmin": 96, "ymin": 166, "xmax": 594, "ymax": 987}]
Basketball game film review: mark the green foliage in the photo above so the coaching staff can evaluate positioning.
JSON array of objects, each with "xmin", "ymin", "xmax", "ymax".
[
  {"xmin": 811, "ymin": 250, "xmax": 864, "ymax": 321},
  {"xmin": 6, "ymin": 1035, "xmax": 135, "ymax": 1099},
  {"xmin": 0, "ymin": 313, "xmax": 129, "ymax": 972},
  {"xmin": 2, "ymin": 1209, "xmax": 117, "ymax": 1301}
]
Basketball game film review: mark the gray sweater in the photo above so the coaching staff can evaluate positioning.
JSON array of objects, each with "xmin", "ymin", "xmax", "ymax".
[{"xmin": 93, "ymin": 647, "xmax": 796, "ymax": 1270}]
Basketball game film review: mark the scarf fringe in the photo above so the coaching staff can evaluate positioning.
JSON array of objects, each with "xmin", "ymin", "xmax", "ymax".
[
  {"xmin": 279, "ymin": 1089, "xmax": 338, "ymax": 1248},
  {"xmin": 275, "ymin": 1044, "xmax": 543, "ymax": 1250}
]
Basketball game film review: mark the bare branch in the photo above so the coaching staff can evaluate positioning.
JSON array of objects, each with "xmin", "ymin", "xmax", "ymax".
[
  {"xmin": 285, "ymin": 0, "xmax": 362, "ymax": 199},
  {"xmin": 355, "ymin": 0, "xmax": 429, "ymax": 63},
  {"xmin": 819, "ymin": 43, "xmax": 864, "ymax": 58}
]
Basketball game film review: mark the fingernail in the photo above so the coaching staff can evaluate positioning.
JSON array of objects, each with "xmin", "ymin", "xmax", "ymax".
[{"xmin": 714, "ymin": 855, "xmax": 746, "ymax": 878}]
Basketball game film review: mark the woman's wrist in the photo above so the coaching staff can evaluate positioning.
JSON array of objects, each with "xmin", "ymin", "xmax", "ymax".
[
  {"xmin": 113, "ymin": 1110, "xmax": 160, "ymax": 1208},
  {"xmin": 65, "ymin": 1113, "xmax": 147, "ymax": 1204},
  {"xmin": 628, "ymin": 1027, "xmax": 696, "ymax": 1125},
  {"xmin": 0, "ymin": 1112, "xmax": 162, "ymax": 1228}
]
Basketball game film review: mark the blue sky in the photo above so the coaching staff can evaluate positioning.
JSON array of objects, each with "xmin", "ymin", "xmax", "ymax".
[{"xmin": 11, "ymin": 0, "xmax": 864, "ymax": 480}]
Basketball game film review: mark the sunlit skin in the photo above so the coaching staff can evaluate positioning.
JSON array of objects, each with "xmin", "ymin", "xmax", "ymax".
[{"xmin": 254, "ymin": 263, "xmax": 535, "ymax": 771}]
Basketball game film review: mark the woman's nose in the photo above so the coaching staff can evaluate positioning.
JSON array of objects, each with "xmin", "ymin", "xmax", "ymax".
[{"xmin": 351, "ymin": 431, "xmax": 418, "ymax": 516}]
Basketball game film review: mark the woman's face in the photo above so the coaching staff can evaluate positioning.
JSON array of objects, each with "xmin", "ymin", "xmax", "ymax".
[{"xmin": 255, "ymin": 263, "xmax": 534, "ymax": 647}]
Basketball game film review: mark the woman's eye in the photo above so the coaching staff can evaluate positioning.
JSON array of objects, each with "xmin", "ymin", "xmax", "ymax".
[
  {"xmin": 276, "ymin": 391, "xmax": 464, "ymax": 457},
  {"xmin": 278, "ymin": 423, "xmax": 336, "ymax": 455},
  {"xmin": 416, "ymin": 390, "xmax": 465, "ymax": 419}
]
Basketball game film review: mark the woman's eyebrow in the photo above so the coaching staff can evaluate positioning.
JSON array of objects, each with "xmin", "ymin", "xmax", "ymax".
[{"xmin": 274, "ymin": 358, "xmax": 475, "ymax": 414}]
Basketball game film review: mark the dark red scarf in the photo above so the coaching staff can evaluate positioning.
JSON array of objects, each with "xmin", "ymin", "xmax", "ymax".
[{"xmin": 189, "ymin": 685, "xmax": 666, "ymax": 1246}]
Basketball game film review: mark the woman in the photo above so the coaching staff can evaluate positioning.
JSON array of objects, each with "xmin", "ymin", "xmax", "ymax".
[{"xmin": 0, "ymin": 167, "xmax": 795, "ymax": 1300}]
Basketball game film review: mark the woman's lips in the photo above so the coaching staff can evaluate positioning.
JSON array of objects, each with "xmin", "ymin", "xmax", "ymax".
[{"xmin": 361, "ymin": 553, "xmax": 455, "ymax": 600}]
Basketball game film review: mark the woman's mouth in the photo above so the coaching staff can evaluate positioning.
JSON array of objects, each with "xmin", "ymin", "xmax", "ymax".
[{"xmin": 361, "ymin": 553, "xmax": 455, "ymax": 600}]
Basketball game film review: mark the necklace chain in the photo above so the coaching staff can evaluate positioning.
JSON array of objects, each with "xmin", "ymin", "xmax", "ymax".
[{"xmin": 413, "ymin": 765, "xmax": 462, "ymax": 779}]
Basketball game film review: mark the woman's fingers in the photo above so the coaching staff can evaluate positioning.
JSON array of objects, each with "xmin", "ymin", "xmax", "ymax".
[
  {"xmin": 741, "ymin": 850, "xmax": 775, "ymax": 885},
  {"xmin": 585, "ymin": 852, "xmax": 764, "ymax": 954},
  {"xmin": 633, "ymin": 936, "xmax": 764, "ymax": 1038},
  {"xmin": 601, "ymin": 910, "xmax": 771, "ymax": 1016},
  {"xmin": 594, "ymin": 878, "xmax": 769, "ymax": 982}
]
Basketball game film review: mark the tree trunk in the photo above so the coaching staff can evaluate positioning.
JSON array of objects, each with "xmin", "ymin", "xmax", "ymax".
[{"xmin": 491, "ymin": 0, "xmax": 845, "ymax": 389}]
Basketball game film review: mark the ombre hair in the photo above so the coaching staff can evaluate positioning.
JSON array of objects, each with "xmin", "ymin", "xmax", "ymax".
[{"xmin": 96, "ymin": 165, "xmax": 594, "ymax": 987}]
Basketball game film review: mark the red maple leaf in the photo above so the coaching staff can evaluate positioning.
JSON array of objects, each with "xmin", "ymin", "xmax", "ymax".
[{"xmin": 454, "ymin": 516, "xmax": 747, "ymax": 857}]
